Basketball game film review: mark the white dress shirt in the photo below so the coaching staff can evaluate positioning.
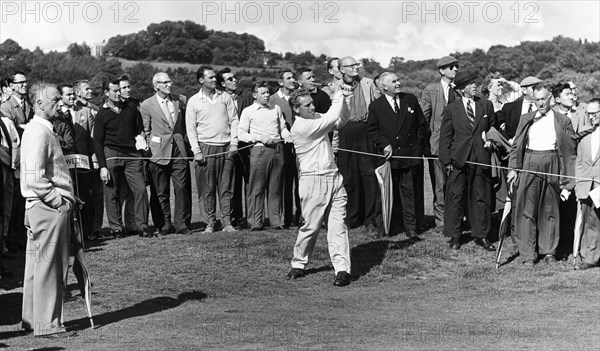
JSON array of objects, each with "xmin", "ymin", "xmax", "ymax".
[
  {"xmin": 527, "ymin": 110, "xmax": 557, "ymax": 151},
  {"xmin": 592, "ymin": 127, "xmax": 600, "ymax": 160},
  {"xmin": 521, "ymin": 100, "xmax": 537, "ymax": 116}
]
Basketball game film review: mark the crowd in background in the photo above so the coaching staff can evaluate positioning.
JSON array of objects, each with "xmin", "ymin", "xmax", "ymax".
[{"xmin": 0, "ymin": 54, "xmax": 599, "ymax": 279}]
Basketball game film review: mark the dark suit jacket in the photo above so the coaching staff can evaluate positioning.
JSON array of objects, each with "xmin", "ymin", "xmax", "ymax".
[
  {"xmin": 498, "ymin": 97, "xmax": 535, "ymax": 139},
  {"xmin": 439, "ymin": 97, "xmax": 497, "ymax": 168},
  {"xmin": 367, "ymin": 93, "xmax": 427, "ymax": 169},
  {"xmin": 508, "ymin": 110, "xmax": 576, "ymax": 190},
  {"xmin": 141, "ymin": 93, "xmax": 189, "ymax": 165},
  {"xmin": 53, "ymin": 112, "xmax": 75, "ymax": 155},
  {"xmin": 0, "ymin": 117, "xmax": 11, "ymax": 167}
]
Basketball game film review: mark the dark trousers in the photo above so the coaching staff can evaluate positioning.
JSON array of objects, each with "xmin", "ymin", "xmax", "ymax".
[
  {"xmin": 428, "ymin": 158, "xmax": 446, "ymax": 227},
  {"xmin": 0, "ymin": 166, "xmax": 4, "ymax": 266},
  {"xmin": 444, "ymin": 163, "xmax": 492, "ymax": 239},
  {"xmin": 147, "ymin": 146, "xmax": 191, "ymax": 231},
  {"xmin": 580, "ymin": 196, "xmax": 600, "ymax": 265},
  {"xmin": 247, "ymin": 144, "xmax": 285, "ymax": 229},
  {"xmin": 515, "ymin": 150, "xmax": 561, "ymax": 262},
  {"xmin": 72, "ymin": 170, "xmax": 95, "ymax": 238},
  {"xmin": 412, "ymin": 161, "xmax": 425, "ymax": 231},
  {"xmin": 231, "ymin": 141, "xmax": 250, "ymax": 225},
  {"xmin": 338, "ymin": 121, "xmax": 379, "ymax": 228},
  {"xmin": 194, "ymin": 143, "xmax": 234, "ymax": 227},
  {"xmin": 7, "ymin": 175, "xmax": 26, "ymax": 252},
  {"xmin": 90, "ymin": 170, "xmax": 104, "ymax": 233},
  {"xmin": 392, "ymin": 167, "xmax": 417, "ymax": 232},
  {"xmin": 283, "ymin": 143, "xmax": 301, "ymax": 226},
  {"xmin": 103, "ymin": 147, "xmax": 149, "ymax": 232},
  {"xmin": 558, "ymin": 192, "xmax": 577, "ymax": 258}
]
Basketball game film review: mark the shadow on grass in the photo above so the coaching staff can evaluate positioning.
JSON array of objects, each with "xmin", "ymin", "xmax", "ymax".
[
  {"xmin": 65, "ymin": 290, "xmax": 207, "ymax": 331},
  {"xmin": 305, "ymin": 265, "xmax": 334, "ymax": 275},
  {"xmin": 0, "ymin": 292, "xmax": 22, "ymax": 326},
  {"xmin": 350, "ymin": 239, "xmax": 415, "ymax": 281}
]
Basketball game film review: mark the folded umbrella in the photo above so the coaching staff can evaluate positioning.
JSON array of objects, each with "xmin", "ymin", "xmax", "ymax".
[
  {"xmin": 67, "ymin": 155, "xmax": 95, "ymax": 329},
  {"xmin": 496, "ymin": 184, "xmax": 513, "ymax": 269},
  {"xmin": 375, "ymin": 161, "xmax": 393, "ymax": 235}
]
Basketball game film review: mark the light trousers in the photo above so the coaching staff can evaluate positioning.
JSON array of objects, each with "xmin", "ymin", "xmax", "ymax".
[
  {"xmin": 22, "ymin": 201, "xmax": 71, "ymax": 336},
  {"xmin": 291, "ymin": 173, "xmax": 351, "ymax": 275}
]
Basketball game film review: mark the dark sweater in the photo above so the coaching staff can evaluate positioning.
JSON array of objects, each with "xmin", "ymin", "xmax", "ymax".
[
  {"xmin": 311, "ymin": 88, "xmax": 332, "ymax": 114},
  {"xmin": 94, "ymin": 100, "xmax": 143, "ymax": 168}
]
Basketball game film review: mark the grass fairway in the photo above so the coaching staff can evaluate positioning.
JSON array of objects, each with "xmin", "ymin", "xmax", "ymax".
[{"xmin": 1, "ymin": 162, "xmax": 599, "ymax": 350}]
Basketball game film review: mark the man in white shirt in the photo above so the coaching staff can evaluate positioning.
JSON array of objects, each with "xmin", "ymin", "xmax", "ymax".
[
  {"xmin": 574, "ymin": 98, "xmax": 600, "ymax": 270},
  {"xmin": 508, "ymin": 84, "xmax": 577, "ymax": 266},
  {"xmin": 286, "ymin": 85, "xmax": 353, "ymax": 287},
  {"xmin": 186, "ymin": 65, "xmax": 239, "ymax": 234},
  {"xmin": 239, "ymin": 81, "xmax": 291, "ymax": 230}
]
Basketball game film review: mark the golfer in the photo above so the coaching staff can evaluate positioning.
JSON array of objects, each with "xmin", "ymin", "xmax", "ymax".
[{"xmin": 286, "ymin": 85, "xmax": 353, "ymax": 287}]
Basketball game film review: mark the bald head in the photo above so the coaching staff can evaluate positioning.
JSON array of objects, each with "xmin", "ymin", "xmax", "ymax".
[{"xmin": 153, "ymin": 72, "xmax": 172, "ymax": 97}]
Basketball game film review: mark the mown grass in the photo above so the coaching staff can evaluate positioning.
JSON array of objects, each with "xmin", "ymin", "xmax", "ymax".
[{"xmin": 1, "ymin": 162, "xmax": 599, "ymax": 350}]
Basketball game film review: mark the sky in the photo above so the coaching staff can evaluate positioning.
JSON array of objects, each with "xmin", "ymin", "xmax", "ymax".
[{"xmin": 1, "ymin": 0, "xmax": 599, "ymax": 66}]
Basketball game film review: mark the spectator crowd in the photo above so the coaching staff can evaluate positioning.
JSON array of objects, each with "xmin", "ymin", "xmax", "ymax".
[{"xmin": 0, "ymin": 55, "xmax": 599, "ymax": 336}]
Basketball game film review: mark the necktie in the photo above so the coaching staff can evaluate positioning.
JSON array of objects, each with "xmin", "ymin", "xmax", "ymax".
[
  {"xmin": 161, "ymin": 99, "xmax": 174, "ymax": 126},
  {"xmin": 21, "ymin": 101, "xmax": 27, "ymax": 123},
  {"xmin": 466, "ymin": 100, "xmax": 475, "ymax": 130},
  {"xmin": 65, "ymin": 109, "xmax": 73, "ymax": 123},
  {"xmin": 448, "ymin": 87, "xmax": 456, "ymax": 104},
  {"xmin": 572, "ymin": 125, "xmax": 598, "ymax": 141},
  {"xmin": 393, "ymin": 96, "xmax": 400, "ymax": 114},
  {"xmin": 527, "ymin": 103, "xmax": 533, "ymax": 113}
]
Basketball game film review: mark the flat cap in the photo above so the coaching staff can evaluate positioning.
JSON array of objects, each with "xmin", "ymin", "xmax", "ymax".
[
  {"xmin": 519, "ymin": 76, "xmax": 542, "ymax": 87},
  {"xmin": 437, "ymin": 56, "xmax": 458, "ymax": 68},
  {"xmin": 453, "ymin": 71, "xmax": 478, "ymax": 90}
]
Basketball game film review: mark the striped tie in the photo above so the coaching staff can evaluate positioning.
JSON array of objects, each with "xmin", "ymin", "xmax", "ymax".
[
  {"xmin": 466, "ymin": 100, "xmax": 475, "ymax": 130},
  {"xmin": 572, "ymin": 125, "xmax": 598, "ymax": 141}
]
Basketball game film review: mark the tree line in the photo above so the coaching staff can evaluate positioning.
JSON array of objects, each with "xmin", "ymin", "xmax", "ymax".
[{"xmin": 1, "ymin": 22, "xmax": 599, "ymax": 104}]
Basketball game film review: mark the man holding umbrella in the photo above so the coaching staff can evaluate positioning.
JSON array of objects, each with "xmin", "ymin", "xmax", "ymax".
[
  {"xmin": 367, "ymin": 72, "xmax": 428, "ymax": 240},
  {"xmin": 20, "ymin": 82, "xmax": 76, "ymax": 338}
]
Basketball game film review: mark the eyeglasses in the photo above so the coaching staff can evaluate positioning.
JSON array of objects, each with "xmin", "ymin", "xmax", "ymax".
[
  {"xmin": 225, "ymin": 77, "xmax": 238, "ymax": 82},
  {"xmin": 340, "ymin": 63, "xmax": 361, "ymax": 69},
  {"xmin": 157, "ymin": 80, "xmax": 172, "ymax": 85},
  {"xmin": 12, "ymin": 80, "xmax": 27, "ymax": 85},
  {"xmin": 586, "ymin": 110, "xmax": 600, "ymax": 117}
]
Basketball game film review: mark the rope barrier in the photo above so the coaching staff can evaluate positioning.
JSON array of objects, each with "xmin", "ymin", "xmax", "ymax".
[
  {"xmin": 99, "ymin": 144, "xmax": 596, "ymax": 183},
  {"xmin": 333, "ymin": 147, "xmax": 596, "ymax": 183},
  {"xmin": 104, "ymin": 144, "xmax": 253, "ymax": 162}
]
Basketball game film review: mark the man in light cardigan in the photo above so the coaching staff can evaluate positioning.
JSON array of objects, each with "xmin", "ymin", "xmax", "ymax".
[
  {"xmin": 20, "ymin": 83, "xmax": 76, "ymax": 338},
  {"xmin": 186, "ymin": 65, "xmax": 239, "ymax": 234}
]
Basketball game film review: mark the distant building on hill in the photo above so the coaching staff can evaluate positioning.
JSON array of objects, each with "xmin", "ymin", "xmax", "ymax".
[{"xmin": 91, "ymin": 41, "xmax": 105, "ymax": 57}]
